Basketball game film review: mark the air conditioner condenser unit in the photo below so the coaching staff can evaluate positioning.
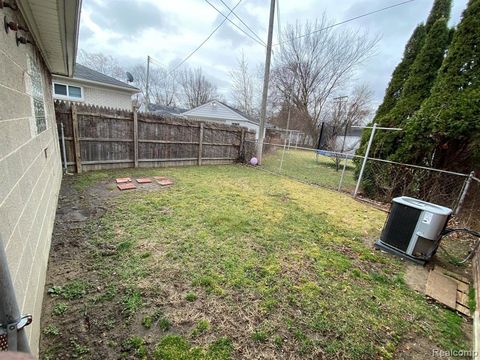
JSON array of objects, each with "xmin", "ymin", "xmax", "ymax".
[{"xmin": 375, "ymin": 196, "xmax": 452, "ymax": 264}]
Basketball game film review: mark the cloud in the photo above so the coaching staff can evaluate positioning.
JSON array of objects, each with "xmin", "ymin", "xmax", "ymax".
[
  {"xmin": 84, "ymin": 0, "xmax": 176, "ymax": 36},
  {"xmin": 77, "ymin": 0, "xmax": 469, "ymax": 103}
]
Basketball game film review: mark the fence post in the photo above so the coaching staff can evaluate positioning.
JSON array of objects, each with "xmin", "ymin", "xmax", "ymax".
[
  {"xmin": 354, "ymin": 123, "xmax": 377, "ymax": 197},
  {"xmin": 133, "ymin": 107, "xmax": 139, "ymax": 168},
  {"xmin": 338, "ymin": 154, "xmax": 348, "ymax": 192},
  {"xmin": 240, "ymin": 128, "xmax": 245, "ymax": 160},
  {"xmin": 198, "ymin": 123, "xmax": 204, "ymax": 166},
  {"xmin": 71, "ymin": 104, "xmax": 82, "ymax": 173},
  {"xmin": 454, "ymin": 171, "xmax": 474, "ymax": 215}
]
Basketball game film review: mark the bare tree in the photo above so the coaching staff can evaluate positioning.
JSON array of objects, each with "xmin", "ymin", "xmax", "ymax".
[
  {"xmin": 180, "ymin": 67, "xmax": 218, "ymax": 108},
  {"xmin": 129, "ymin": 64, "xmax": 179, "ymax": 108},
  {"xmin": 230, "ymin": 52, "xmax": 255, "ymax": 117},
  {"xmin": 270, "ymin": 16, "xmax": 379, "ymax": 139},
  {"xmin": 77, "ymin": 50, "xmax": 126, "ymax": 80},
  {"xmin": 324, "ymin": 84, "xmax": 373, "ymax": 152}
]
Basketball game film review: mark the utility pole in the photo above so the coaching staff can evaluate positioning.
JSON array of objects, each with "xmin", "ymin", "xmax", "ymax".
[
  {"xmin": 145, "ymin": 55, "xmax": 151, "ymax": 110},
  {"xmin": 256, "ymin": 0, "xmax": 276, "ymax": 164}
]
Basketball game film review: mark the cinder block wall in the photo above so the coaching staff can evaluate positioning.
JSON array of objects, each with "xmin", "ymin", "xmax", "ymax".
[{"xmin": 0, "ymin": 5, "xmax": 62, "ymax": 355}]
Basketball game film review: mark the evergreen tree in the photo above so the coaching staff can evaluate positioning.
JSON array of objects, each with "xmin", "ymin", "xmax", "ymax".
[
  {"xmin": 373, "ymin": 25, "xmax": 427, "ymax": 125},
  {"xmin": 376, "ymin": 18, "xmax": 452, "ymax": 158},
  {"xmin": 425, "ymin": 0, "xmax": 452, "ymax": 32},
  {"xmin": 393, "ymin": 0, "xmax": 480, "ymax": 172},
  {"xmin": 354, "ymin": 24, "xmax": 426, "ymax": 159},
  {"xmin": 356, "ymin": 0, "xmax": 453, "ymax": 160}
]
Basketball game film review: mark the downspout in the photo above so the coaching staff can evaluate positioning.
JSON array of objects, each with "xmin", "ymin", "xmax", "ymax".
[{"xmin": 0, "ymin": 236, "xmax": 30, "ymax": 353}]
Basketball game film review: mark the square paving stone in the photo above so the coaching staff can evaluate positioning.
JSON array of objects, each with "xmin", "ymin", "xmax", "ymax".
[{"xmin": 117, "ymin": 183, "xmax": 136, "ymax": 191}]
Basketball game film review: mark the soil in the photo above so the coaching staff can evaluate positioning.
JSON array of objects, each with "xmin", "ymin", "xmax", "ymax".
[{"xmin": 39, "ymin": 176, "xmax": 171, "ymax": 359}]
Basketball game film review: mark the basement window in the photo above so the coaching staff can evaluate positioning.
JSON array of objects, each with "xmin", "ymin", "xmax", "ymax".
[{"xmin": 53, "ymin": 82, "xmax": 83, "ymax": 100}]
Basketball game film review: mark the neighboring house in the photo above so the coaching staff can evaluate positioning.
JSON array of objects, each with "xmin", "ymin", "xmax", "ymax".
[
  {"xmin": 334, "ymin": 127, "xmax": 363, "ymax": 153},
  {"xmin": 148, "ymin": 104, "xmax": 188, "ymax": 117},
  {"xmin": 52, "ymin": 64, "xmax": 139, "ymax": 110},
  {"xmin": 182, "ymin": 101, "xmax": 262, "ymax": 138},
  {"xmin": 0, "ymin": 0, "xmax": 81, "ymax": 354}
]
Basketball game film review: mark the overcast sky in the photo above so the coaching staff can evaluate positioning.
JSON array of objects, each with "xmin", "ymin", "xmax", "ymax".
[{"xmin": 78, "ymin": 0, "xmax": 469, "ymax": 106}]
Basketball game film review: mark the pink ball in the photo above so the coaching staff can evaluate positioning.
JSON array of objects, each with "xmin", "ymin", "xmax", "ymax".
[{"xmin": 250, "ymin": 157, "xmax": 258, "ymax": 166}]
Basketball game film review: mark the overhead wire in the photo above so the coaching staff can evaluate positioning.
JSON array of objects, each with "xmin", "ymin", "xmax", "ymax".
[
  {"xmin": 169, "ymin": 0, "xmax": 244, "ymax": 74},
  {"xmin": 216, "ymin": 0, "xmax": 267, "ymax": 46},
  {"xmin": 273, "ymin": 0, "xmax": 417, "ymax": 46}
]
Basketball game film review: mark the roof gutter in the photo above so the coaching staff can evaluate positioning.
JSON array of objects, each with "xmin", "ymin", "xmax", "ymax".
[
  {"xmin": 17, "ymin": 0, "xmax": 82, "ymax": 76},
  {"xmin": 53, "ymin": 74, "xmax": 140, "ymax": 93}
]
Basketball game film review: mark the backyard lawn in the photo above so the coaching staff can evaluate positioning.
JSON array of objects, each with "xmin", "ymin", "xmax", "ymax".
[
  {"xmin": 261, "ymin": 148, "xmax": 357, "ymax": 192},
  {"xmin": 40, "ymin": 165, "xmax": 470, "ymax": 359}
]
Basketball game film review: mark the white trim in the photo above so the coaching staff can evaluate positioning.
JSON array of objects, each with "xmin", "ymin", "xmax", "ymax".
[
  {"xmin": 52, "ymin": 81, "xmax": 84, "ymax": 102},
  {"xmin": 52, "ymin": 74, "xmax": 139, "ymax": 93}
]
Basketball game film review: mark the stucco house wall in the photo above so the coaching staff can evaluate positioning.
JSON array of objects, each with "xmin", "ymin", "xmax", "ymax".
[{"xmin": 0, "ymin": 6, "xmax": 63, "ymax": 354}]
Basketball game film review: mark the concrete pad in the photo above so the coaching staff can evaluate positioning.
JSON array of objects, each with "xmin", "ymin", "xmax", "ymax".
[
  {"xmin": 136, "ymin": 178, "xmax": 152, "ymax": 184},
  {"xmin": 117, "ymin": 183, "xmax": 136, "ymax": 191},
  {"xmin": 116, "ymin": 177, "xmax": 131, "ymax": 184}
]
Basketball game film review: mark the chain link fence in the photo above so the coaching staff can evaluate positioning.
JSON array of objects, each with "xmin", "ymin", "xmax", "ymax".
[{"xmin": 244, "ymin": 139, "xmax": 478, "ymax": 227}]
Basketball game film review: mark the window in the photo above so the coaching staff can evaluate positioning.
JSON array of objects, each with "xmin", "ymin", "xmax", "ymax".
[
  {"xmin": 54, "ymin": 83, "xmax": 67, "ymax": 96},
  {"xmin": 68, "ymin": 86, "xmax": 82, "ymax": 98},
  {"xmin": 53, "ymin": 82, "xmax": 83, "ymax": 100},
  {"xmin": 29, "ymin": 57, "xmax": 46, "ymax": 134}
]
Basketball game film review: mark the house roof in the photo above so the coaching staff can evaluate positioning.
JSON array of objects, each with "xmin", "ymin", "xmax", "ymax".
[
  {"xmin": 148, "ymin": 104, "xmax": 188, "ymax": 116},
  {"xmin": 182, "ymin": 101, "xmax": 261, "ymax": 126},
  {"xmin": 219, "ymin": 102, "xmax": 256, "ymax": 123},
  {"xmin": 18, "ymin": 0, "xmax": 82, "ymax": 76},
  {"xmin": 73, "ymin": 64, "xmax": 140, "ymax": 92}
]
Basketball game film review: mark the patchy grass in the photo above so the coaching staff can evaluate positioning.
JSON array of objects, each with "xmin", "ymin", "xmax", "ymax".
[
  {"xmin": 262, "ymin": 148, "xmax": 357, "ymax": 192},
  {"xmin": 41, "ymin": 165, "xmax": 470, "ymax": 359}
]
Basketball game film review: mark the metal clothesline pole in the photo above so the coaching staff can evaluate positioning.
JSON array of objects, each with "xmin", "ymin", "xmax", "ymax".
[{"xmin": 354, "ymin": 123, "xmax": 377, "ymax": 197}]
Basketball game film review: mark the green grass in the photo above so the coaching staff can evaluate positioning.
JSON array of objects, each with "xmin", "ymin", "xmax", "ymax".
[
  {"xmin": 43, "ymin": 165, "xmax": 470, "ymax": 359},
  {"xmin": 262, "ymin": 148, "xmax": 357, "ymax": 192}
]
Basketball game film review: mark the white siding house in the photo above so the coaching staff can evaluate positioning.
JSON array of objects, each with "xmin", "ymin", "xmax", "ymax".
[
  {"xmin": 52, "ymin": 64, "xmax": 139, "ymax": 110},
  {"xmin": 182, "ymin": 101, "xmax": 260, "ymax": 137}
]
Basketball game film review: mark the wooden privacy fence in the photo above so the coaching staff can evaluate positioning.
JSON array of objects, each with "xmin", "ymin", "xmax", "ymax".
[{"xmin": 55, "ymin": 101, "xmax": 255, "ymax": 173}]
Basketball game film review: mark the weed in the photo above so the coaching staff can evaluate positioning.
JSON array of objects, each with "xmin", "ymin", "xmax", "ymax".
[
  {"xmin": 43, "ymin": 325, "xmax": 59, "ymax": 337},
  {"xmin": 142, "ymin": 316, "xmax": 153, "ymax": 329},
  {"xmin": 70, "ymin": 337, "xmax": 90, "ymax": 359},
  {"xmin": 48, "ymin": 280, "xmax": 88, "ymax": 300},
  {"xmin": 153, "ymin": 335, "xmax": 231, "ymax": 360},
  {"xmin": 122, "ymin": 288, "xmax": 142, "ymax": 316},
  {"xmin": 52, "ymin": 303, "xmax": 68, "ymax": 316},
  {"xmin": 158, "ymin": 318, "xmax": 171, "ymax": 332},
  {"xmin": 185, "ymin": 292, "xmax": 197, "ymax": 302},
  {"xmin": 191, "ymin": 320, "xmax": 209, "ymax": 337},
  {"xmin": 123, "ymin": 336, "xmax": 148, "ymax": 358},
  {"xmin": 251, "ymin": 330, "xmax": 268, "ymax": 342},
  {"xmin": 468, "ymin": 287, "xmax": 476, "ymax": 313}
]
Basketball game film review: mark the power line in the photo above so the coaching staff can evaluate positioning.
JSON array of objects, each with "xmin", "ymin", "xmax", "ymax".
[
  {"xmin": 170, "ymin": 0, "xmax": 243, "ymax": 74},
  {"xmin": 204, "ymin": 0, "xmax": 265, "ymax": 47},
  {"xmin": 216, "ymin": 0, "xmax": 267, "ymax": 46},
  {"xmin": 273, "ymin": 0, "xmax": 416, "ymax": 46}
]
